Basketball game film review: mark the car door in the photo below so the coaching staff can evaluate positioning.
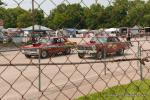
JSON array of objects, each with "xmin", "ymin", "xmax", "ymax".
[
  {"xmin": 107, "ymin": 37, "xmax": 117, "ymax": 53},
  {"xmin": 112, "ymin": 37, "xmax": 120, "ymax": 52},
  {"xmin": 57, "ymin": 38, "xmax": 65, "ymax": 52},
  {"xmin": 47, "ymin": 38, "xmax": 60, "ymax": 53},
  {"xmin": 114, "ymin": 37, "xmax": 124, "ymax": 51},
  {"xmin": 52, "ymin": 38, "xmax": 65, "ymax": 53}
]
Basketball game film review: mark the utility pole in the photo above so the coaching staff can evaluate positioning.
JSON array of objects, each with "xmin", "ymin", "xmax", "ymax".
[
  {"xmin": 95, "ymin": 0, "xmax": 98, "ymax": 5},
  {"xmin": 32, "ymin": 0, "xmax": 35, "ymax": 32}
]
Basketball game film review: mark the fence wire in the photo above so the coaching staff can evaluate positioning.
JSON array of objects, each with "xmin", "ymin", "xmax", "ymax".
[{"xmin": 1, "ymin": 0, "xmax": 150, "ymax": 100}]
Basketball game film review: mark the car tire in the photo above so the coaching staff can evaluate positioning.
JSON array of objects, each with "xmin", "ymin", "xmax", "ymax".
[
  {"xmin": 78, "ymin": 53, "xmax": 85, "ymax": 59},
  {"xmin": 96, "ymin": 51, "xmax": 102, "ymax": 59},
  {"xmin": 116, "ymin": 49, "xmax": 124, "ymax": 56},
  {"xmin": 102, "ymin": 49, "xmax": 107, "ymax": 58},
  {"xmin": 25, "ymin": 54, "xmax": 31, "ymax": 58},
  {"xmin": 96, "ymin": 50, "xmax": 106, "ymax": 59},
  {"xmin": 41, "ymin": 50, "xmax": 48, "ymax": 58},
  {"xmin": 64, "ymin": 48, "xmax": 71, "ymax": 55}
]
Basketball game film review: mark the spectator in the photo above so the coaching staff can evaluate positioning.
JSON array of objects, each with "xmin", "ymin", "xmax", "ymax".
[{"xmin": 126, "ymin": 32, "xmax": 133, "ymax": 46}]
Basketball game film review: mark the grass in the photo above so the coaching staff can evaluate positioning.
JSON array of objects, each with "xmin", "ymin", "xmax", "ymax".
[
  {"xmin": 76, "ymin": 80, "xmax": 150, "ymax": 100},
  {"xmin": 0, "ymin": 41, "xmax": 29, "ymax": 48},
  {"xmin": 0, "ymin": 41, "xmax": 15, "ymax": 46}
]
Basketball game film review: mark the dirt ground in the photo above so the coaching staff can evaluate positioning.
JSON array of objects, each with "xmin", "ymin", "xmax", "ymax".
[{"xmin": 0, "ymin": 37, "xmax": 150, "ymax": 100}]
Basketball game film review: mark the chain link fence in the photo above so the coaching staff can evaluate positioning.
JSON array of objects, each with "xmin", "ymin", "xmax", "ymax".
[{"xmin": 0, "ymin": 0, "xmax": 150, "ymax": 100}]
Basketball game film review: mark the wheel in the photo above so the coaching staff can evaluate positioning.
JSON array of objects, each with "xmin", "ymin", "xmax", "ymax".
[
  {"xmin": 64, "ymin": 48, "xmax": 71, "ymax": 55},
  {"xmin": 40, "ymin": 50, "xmax": 48, "ymax": 58},
  {"xmin": 78, "ymin": 53, "xmax": 85, "ymax": 59},
  {"xmin": 25, "ymin": 54, "xmax": 31, "ymax": 58},
  {"xmin": 96, "ymin": 50, "xmax": 106, "ymax": 59},
  {"xmin": 116, "ymin": 49, "xmax": 124, "ymax": 55},
  {"xmin": 96, "ymin": 51, "xmax": 102, "ymax": 59}
]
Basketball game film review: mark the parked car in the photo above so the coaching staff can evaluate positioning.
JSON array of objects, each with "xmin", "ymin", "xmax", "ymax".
[
  {"xmin": 21, "ymin": 37, "xmax": 77, "ymax": 58},
  {"xmin": 0, "ymin": 32, "xmax": 12, "ymax": 43},
  {"xmin": 77, "ymin": 36, "xmax": 130, "ymax": 59}
]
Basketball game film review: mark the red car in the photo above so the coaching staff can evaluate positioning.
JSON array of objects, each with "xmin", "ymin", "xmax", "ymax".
[
  {"xmin": 21, "ymin": 37, "xmax": 76, "ymax": 58},
  {"xmin": 77, "ymin": 36, "xmax": 130, "ymax": 59}
]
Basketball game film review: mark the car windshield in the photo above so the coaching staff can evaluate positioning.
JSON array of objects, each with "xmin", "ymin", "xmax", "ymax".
[
  {"xmin": 91, "ymin": 37, "xmax": 107, "ymax": 43},
  {"xmin": 39, "ymin": 38, "xmax": 52, "ymax": 43}
]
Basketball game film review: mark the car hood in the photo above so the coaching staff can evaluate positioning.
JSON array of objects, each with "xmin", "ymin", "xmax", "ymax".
[
  {"xmin": 78, "ymin": 42, "xmax": 97, "ymax": 47},
  {"xmin": 21, "ymin": 43, "xmax": 45, "ymax": 49}
]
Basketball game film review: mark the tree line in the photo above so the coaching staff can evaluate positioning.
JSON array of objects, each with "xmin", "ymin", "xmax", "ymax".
[{"xmin": 0, "ymin": 0, "xmax": 150, "ymax": 29}]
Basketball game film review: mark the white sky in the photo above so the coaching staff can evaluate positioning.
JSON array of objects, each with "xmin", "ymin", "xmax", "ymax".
[
  {"xmin": 3, "ymin": 0, "xmax": 149, "ymax": 15},
  {"xmin": 3, "ymin": 0, "xmax": 112, "ymax": 15}
]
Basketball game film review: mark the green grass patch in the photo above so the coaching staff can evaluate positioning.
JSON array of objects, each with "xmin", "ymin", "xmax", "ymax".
[
  {"xmin": 0, "ymin": 41, "xmax": 29, "ymax": 48},
  {"xmin": 0, "ymin": 41, "xmax": 15, "ymax": 46},
  {"xmin": 76, "ymin": 80, "xmax": 150, "ymax": 100}
]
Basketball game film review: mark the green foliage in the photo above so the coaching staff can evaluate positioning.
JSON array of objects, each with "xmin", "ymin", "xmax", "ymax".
[
  {"xmin": 33, "ymin": 9, "xmax": 45, "ymax": 25},
  {"xmin": 47, "ymin": 3, "xmax": 85, "ymax": 29},
  {"xmin": 84, "ymin": 4, "xmax": 105, "ymax": 29},
  {"xmin": 4, "ymin": 7, "xmax": 27, "ymax": 28},
  {"xmin": 0, "ymin": 7, "xmax": 6, "ymax": 19},
  {"xmin": 0, "ymin": 0, "xmax": 3, "ymax": 5},
  {"xmin": 17, "ymin": 12, "xmax": 32, "ymax": 28},
  {"xmin": 0, "ymin": 0, "xmax": 150, "ymax": 29},
  {"xmin": 76, "ymin": 80, "xmax": 150, "ymax": 100}
]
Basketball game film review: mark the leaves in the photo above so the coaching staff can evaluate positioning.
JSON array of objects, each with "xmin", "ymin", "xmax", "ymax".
[
  {"xmin": 0, "ymin": 0, "xmax": 4, "ymax": 5},
  {"xmin": 0, "ymin": 0, "xmax": 150, "ymax": 29}
]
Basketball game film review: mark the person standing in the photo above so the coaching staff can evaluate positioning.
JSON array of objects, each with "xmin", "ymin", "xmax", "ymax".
[{"xmin": 126, "ymin": 32, "xmax": 133, "ymax": 46}]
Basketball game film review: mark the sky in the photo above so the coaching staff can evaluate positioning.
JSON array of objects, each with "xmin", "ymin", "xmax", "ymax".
[
  {"xmin": 3, "ymin": 0, "xmax": 111, "ymax": 15},
  {"xmin": 3, "ymin": 0, "xmax": 148, "ymax": 15}
]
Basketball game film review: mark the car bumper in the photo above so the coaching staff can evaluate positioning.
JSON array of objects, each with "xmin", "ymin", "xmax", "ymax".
[
  {"xmin": 22, "ymin": 51, "xmax": 39, "ymax": 56},
  {"xmin": 77, "ymin": 50, "xmax": 97, "ymax": 54}
]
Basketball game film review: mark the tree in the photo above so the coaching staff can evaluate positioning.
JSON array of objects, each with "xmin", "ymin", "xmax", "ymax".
[
  {"xmin": 47, "ymin": 3, "xmax": 67, "ymax": 29},
  {"xmin": 110, "ymin": 0, "xmax": 129, "ymax": 27},
  {"xmin": 0, "ymin": 0, "xmax": 6, "ymax": 25},
  {"xmin": 142, "ymin": 14, "xmax": 150, "ymax": 26},
  {"xmin": 1, "ymin": 0, "xmax": 150, "ymax": 29},
  {"xmin": 0, "ymin": 0, "xmax": 4, "ymax": 5},
  {"xmin": 17, "ymin": 12, "xmax": 32, "ymax": 28},
  {"xmin": 141, "ymin": 0, "xmax": 150, "ymax": 26},
  {"xmin": 32, "ymin": 9, "xmax": 44, "ymax": 25},
  {"xmin": 125, "ymin": 0, "xmax": 145, "ymax": 26},
  {"xmin": 84, "ymin": 4, "xmax": 105, "ymax": 29},
  {"xmin": 47, "ymin": 3, "xmax": 85, "ymax": 29},
  {"xmin": 4, "ymin": 7, "xmax": 27, "ymax": 28},
  {"xmin": 0, "ymin": 7, "xmax": 6, "ymax": 19}
]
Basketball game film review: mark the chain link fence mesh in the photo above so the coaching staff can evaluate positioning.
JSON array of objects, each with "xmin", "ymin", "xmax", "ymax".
[{"xmin": 0, "ymin": 0, "xmax": 150, "ymax": 100}]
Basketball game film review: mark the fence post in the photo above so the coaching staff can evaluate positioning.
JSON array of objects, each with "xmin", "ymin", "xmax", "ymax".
[
  {"xmin": 104, "ymin": 62, "xmax": 107, "ymax": 75},
  {"xmin": 103, "ymin": 49, "xmax": 107, "ymax": 75},
  {"xmin": 139, "ymin": 45, "xmax": 143, "ymax": 80},
  {"xmin": 137, "ymin": 41, "xmax": 143, "ymax": 80},
  {"xmin": 38, "ymin": 48, "xmax": 41, "ymax": 91}
]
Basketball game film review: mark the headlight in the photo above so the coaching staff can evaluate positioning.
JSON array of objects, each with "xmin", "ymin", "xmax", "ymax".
[{"xmin": 37, "ymin": 49, "xmax": 40, "ymax": 53}]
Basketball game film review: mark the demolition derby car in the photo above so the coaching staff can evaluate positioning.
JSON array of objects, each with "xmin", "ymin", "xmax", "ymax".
[
  {"xmin": 21, "ymin": 37, "xmax": 76, "ymax": 58},
  {"xmin": 77, "ymin": 36, "xmax": 130, "ymax": 59}
]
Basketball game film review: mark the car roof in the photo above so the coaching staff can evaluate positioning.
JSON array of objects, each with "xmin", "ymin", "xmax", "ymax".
[
  {"xmin": 94, "ymin": 36, "xmax": 117, "ymax": 38},
  {"xmin": 51, "ymin": 36, "xmax": 65, "ymax": 39},
  {"xmin": 41, "ymin": 36, "xmax": 65, "ymax": 39}
]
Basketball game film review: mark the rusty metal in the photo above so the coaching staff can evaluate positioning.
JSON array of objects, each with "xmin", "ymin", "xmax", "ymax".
[{"xmin": 0, "ymin": 57, "xmax": 149, "ymax": 66}]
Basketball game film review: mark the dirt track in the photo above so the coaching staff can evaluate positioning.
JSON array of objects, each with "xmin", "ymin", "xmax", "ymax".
[{"xmin": 0, "ymin": 37, "xmax": 150, "ymax": 100}]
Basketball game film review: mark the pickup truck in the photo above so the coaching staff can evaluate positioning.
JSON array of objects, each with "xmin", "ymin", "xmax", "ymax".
[
  {"xmin": 21, "ymin": 37, "xmax": 76, "ymax": 58},
  {"xmin": 77, "ymin": 36, "xmax": 130, "ymax": 59}
]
